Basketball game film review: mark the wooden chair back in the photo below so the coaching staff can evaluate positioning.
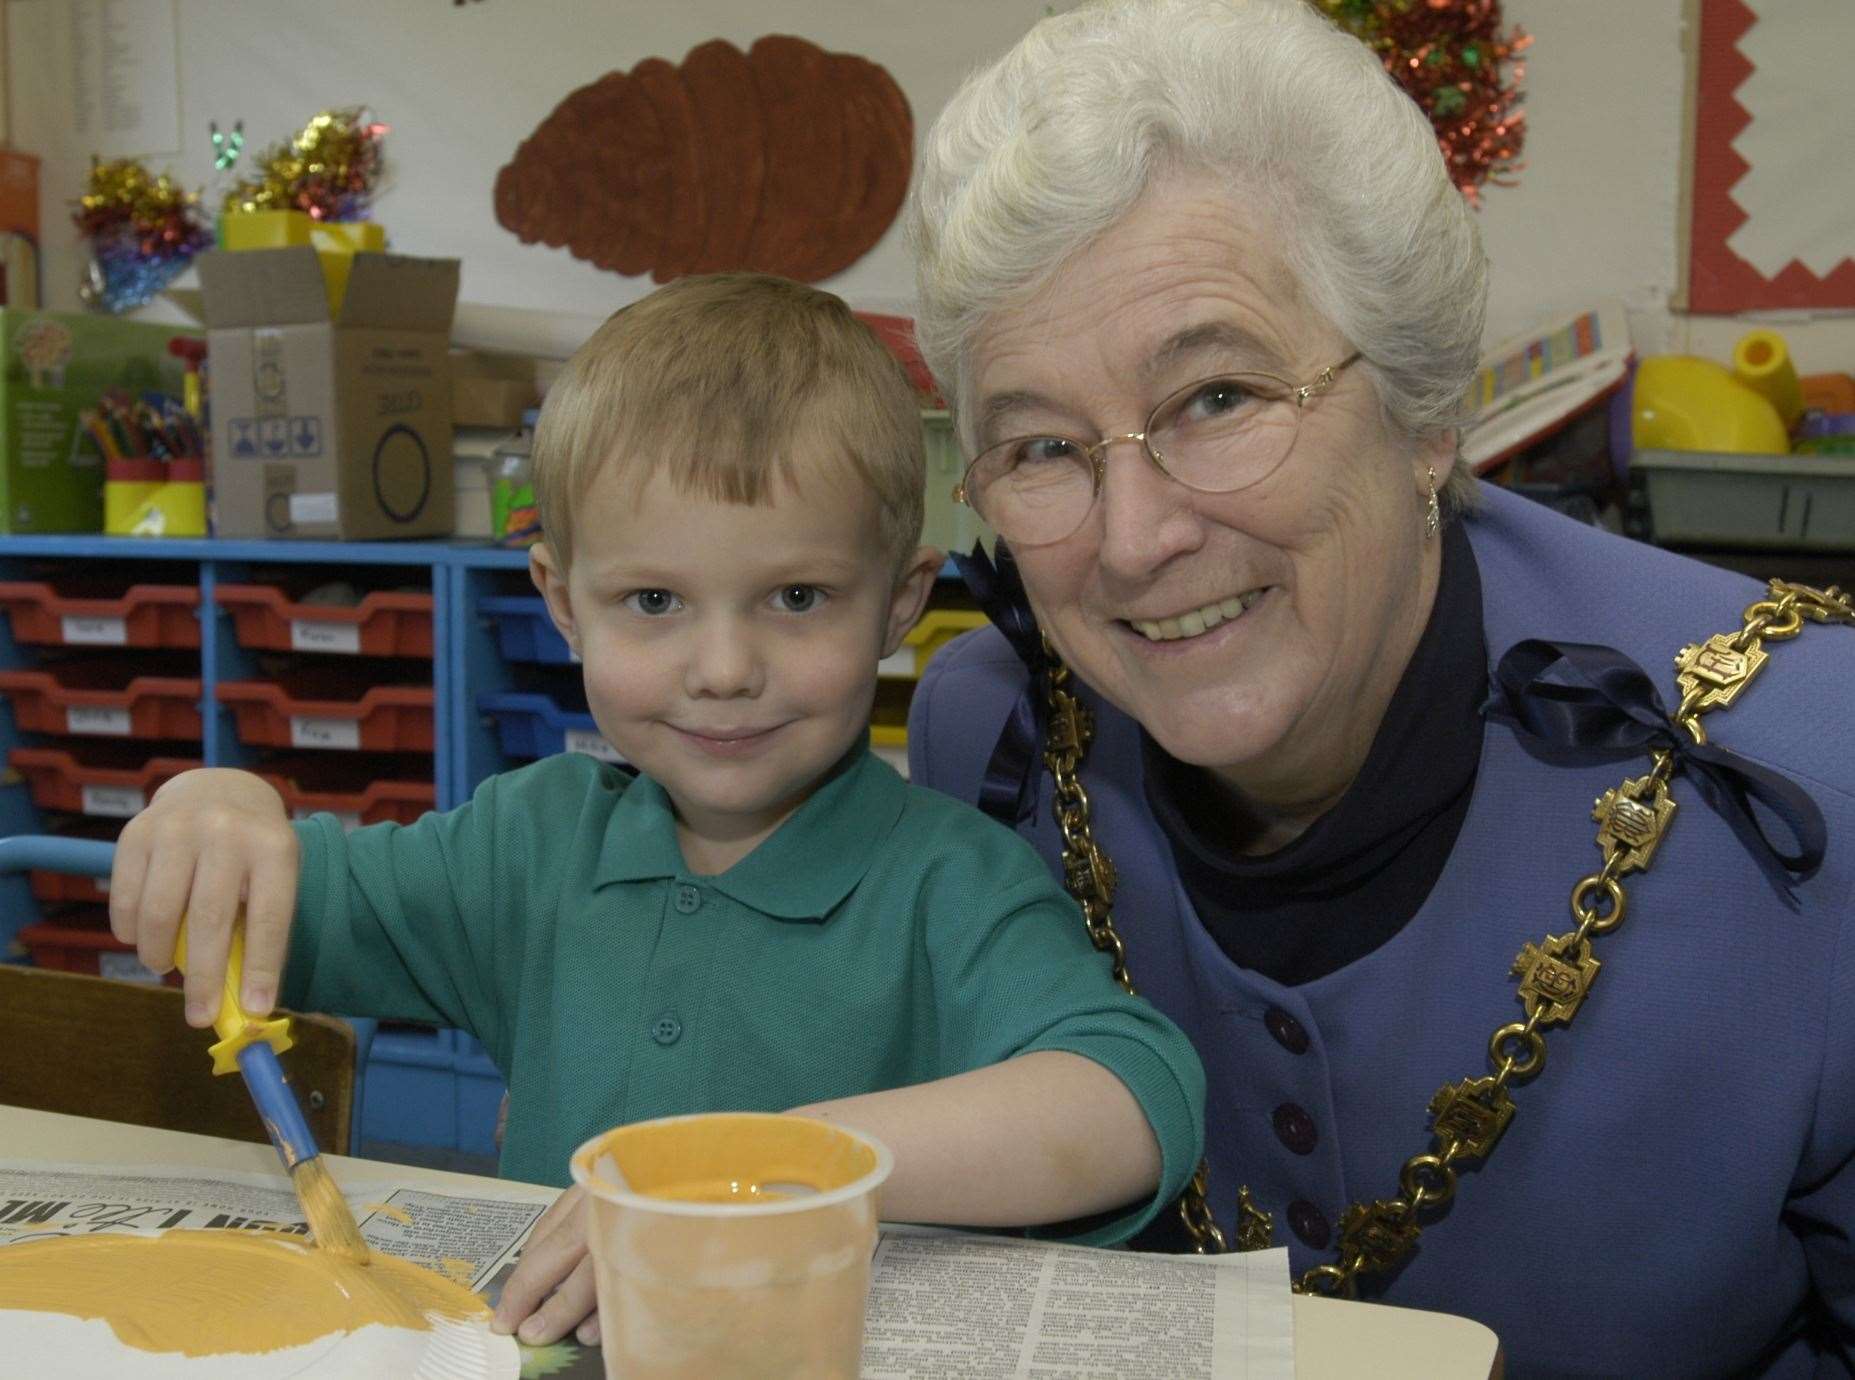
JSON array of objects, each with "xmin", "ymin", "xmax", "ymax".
[{"xmin": 0, "ymin": 966, "xmax": 353, "ymax": 1153}]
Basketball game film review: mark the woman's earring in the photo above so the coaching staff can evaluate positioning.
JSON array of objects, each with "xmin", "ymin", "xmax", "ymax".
[{"xmin": 1424, "ymin": 465, "xmax": 1441, "ymax": 538}]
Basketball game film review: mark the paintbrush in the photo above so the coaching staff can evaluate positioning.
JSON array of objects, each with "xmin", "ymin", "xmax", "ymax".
[{"xmin": 175, "ymin": 919, "xmax": 371, "ymax": 1264}]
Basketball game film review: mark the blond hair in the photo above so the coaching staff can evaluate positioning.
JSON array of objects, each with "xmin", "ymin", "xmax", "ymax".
[{"xmin": 532, "ymin": 274, "xmax": 926, "ymax": 571}]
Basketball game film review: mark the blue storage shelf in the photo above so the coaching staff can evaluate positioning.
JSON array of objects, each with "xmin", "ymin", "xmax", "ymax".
[
  {"xmin": 478, "ymin": 689, "xmax": 620, "ymax": 763},
  {"xmin": 478, "ymin": 594, "xmax": 574, "ymax": 665}
]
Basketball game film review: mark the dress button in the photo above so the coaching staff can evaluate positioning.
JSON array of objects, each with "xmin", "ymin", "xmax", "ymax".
[
  {"xmin": 650, "ymin": 1014, "xmax": 683, "ymax": 1045},
  {"xmin": 1287, "ymin": 1199, "xmax": 1331, "ymax": 1249},
  {"xmin": 1272, "ymin": 1103, "xmax": 1318, "ymax": 1155},
  {"xmin": 1264, "ymin": 1006, "xmax": 1309, "ymax": 1054},
  {"xmin": 673, "ymin": 884, "xmax": 701, "ymax": 914}
]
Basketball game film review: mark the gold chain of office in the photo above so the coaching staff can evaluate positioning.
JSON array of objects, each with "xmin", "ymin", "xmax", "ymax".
[{"xmin": 1040, "ymin": 579, "xmax": 1855, "ymax": 1293}]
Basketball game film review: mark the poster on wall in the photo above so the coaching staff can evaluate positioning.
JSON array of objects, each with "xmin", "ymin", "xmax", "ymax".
[
  {"xmin": 1686, "ymin": 0, "xmax": 1855, "ymax": 312},
  {"xmin": 494, "ymin": 36, "xmax": 912, "ymax": 286}
]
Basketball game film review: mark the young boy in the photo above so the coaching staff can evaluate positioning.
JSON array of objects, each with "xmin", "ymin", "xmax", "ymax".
[{"xmin": 108, "ymin": 275, "xmax": 1206, "ymax": 1346}]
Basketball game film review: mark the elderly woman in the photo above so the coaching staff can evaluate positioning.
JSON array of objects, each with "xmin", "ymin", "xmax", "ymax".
[{"xmin": 905, "ymin": 0, "xmax": 1855, "ymax": 1373}]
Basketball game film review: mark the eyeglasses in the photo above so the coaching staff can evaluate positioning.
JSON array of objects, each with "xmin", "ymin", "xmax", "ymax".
[{"xmin": 953, "ymin": 353, "xmax": 1361, "ymax": 546}]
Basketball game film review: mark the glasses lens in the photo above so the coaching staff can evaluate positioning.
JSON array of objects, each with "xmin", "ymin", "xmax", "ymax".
[
  {"xmin": 964, "ymin": 437, "xmax": 1095, "ymax": 545},
  {"xmin": 1147, "ymin": 374, "xmax": 1300, "ymax": 495}
]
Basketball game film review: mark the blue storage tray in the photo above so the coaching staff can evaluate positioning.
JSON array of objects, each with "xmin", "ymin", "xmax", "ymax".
[
  {"xmin": 478, "ymin": 690, "xmax": 624, "ymax": 764},
  {"xmin": 478, "ymin": 595, "xmax": 575, "ymax": 665},
  {"xmin": 454, "ymin": 1033, "xmax": 508, "ymax": 1159}
]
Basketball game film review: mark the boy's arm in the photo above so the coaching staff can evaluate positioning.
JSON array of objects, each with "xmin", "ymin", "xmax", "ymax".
[{"xmin": 787, "ymin": 1050, "xmax": 1161, "ymax": 1226}]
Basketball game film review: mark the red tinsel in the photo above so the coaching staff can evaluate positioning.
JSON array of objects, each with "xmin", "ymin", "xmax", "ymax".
[{"xmin": 1317, "ymin": 0, "xmax": 1529, "ymax": 207}]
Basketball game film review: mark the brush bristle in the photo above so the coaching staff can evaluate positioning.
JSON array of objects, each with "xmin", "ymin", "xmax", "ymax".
[{"xmin": 292, "ymin": 1158, "xmax": 371, "ymax": 1265}]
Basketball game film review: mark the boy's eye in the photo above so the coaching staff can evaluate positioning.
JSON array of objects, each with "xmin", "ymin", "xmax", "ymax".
[
  {"xmin": 774, "ymin": 585, "xmax": 822, "ymax": 613},
  {"xmin": 625, "ymin": 589, "xmax": 681, "ymax": 616}
]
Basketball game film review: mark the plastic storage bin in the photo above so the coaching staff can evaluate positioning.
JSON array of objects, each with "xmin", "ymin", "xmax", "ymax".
[
  {"xmin": 217, "ymin": 675, "xmax": 436, "ymax": 752},
  {"xmin": 1632, "ymin": 449, "xmax": 1855, "ymax": 550},
  {"xmin": 478, "ymin": 690, "xmax": 621, "ymax": 763},
  {"xmin": 358, "ymin": 1026, "xmax": 505, "ymax": 1156},
  {"xmin": 17, "ymin": 910, "xmax": 163, "ymax": 982},
  {"xmin": 216, "ymin": 584, "xmax": 435, "ymax": 658},
  {"xmin": 257, "ymin": 754, "xmax": 437, "ymax": 828},
  {"xmin": 478, "ymin": 595, "xmax": 574, "ymax": 665},
  {"xmin": 8, "ymin": 745, "xmax": 202, "ymax": 817},
  {"xmin": 0, "ymin": 663, "xmax": 203, "ymax": 740},
  {"xmin": 0, "ymin": 580, "xmax": 200, "ymax": 649}
]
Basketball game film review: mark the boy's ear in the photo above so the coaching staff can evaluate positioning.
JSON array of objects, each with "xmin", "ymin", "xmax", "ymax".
[
  {"xmin": 882, "ymin": 546, "xmax": 942, "ymax": 658},
  {"xmin": 529, "ymin": 542, "xmax": 581, "ymax": 656}
]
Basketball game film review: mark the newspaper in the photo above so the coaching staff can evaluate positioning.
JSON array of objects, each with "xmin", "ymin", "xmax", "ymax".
[
  {"xmin": 0, "ymin": 1162, "xmax": 1294, "ymax": 1379},
  {"xmin": 0, "ymin": 1162, "xmax": 548, "ymax": 1294}
]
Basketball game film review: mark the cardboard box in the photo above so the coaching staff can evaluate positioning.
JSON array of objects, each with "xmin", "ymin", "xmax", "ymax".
[
  {"xmin": 0, "ymin": 150, "xmax": 40, "ymax": 310},
  {"xmin": 451, "ymin": 350, "xmax": 541, "ymax": 428},
  {"xmin": 0, "ymin": 310, "xmax": 199, "ymax": 532},
  {"xmin": 198, "ymin": 246, "xmax": 459, "ymax": 540}
]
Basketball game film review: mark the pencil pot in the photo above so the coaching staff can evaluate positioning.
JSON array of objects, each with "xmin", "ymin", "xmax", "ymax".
[{"xmin": 104, "ymin": 456, "xmax": 206, "ymax": 537}]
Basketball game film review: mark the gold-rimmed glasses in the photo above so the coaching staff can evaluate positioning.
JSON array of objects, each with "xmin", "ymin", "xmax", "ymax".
[{"xmin": 953, "ymin": 353, "xmax": 1362, "ymax": 546}]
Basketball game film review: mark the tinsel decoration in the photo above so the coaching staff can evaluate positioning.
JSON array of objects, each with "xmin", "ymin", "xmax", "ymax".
[
  {"xmin": 72, "ymin": 158, "xmax": 211, "ymax": 313},
  {"xmin": 1315, "ymin": 0, "xmax": 1530, "ymax": 206},
  {"xmin": 221, "ymin": 107, "xmax": 389, "ymax": 221}
]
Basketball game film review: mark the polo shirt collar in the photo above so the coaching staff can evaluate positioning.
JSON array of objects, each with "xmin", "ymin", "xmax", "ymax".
[{"xmin": 594, "ymin": 747, "xmax": 907, "ymax": 921}]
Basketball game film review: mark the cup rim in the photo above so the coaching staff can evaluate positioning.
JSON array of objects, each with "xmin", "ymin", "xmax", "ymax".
[{"xmin": 568, "ymin": 1112, "xmax": 895, "ymax": 1218}]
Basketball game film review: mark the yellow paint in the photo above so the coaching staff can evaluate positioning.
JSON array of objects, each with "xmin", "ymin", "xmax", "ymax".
[
  {"xmin": 292, "ymin": 1157, "xmax": 368, "ymax": 1263},
  {"xmin": 364, "ymin": 1202, "xmax": 414, "ymax": 1226},
  {"xmin": 647, "ymin": 1179, "xmax": 798, "ymax": 1204},
  {"xmin": 0, "ymin": 1231, "xmax": 487, "ymax": 1358}
]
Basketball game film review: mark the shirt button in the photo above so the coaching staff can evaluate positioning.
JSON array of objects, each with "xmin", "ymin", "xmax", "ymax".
[
  {"xmin": 650, "ymin": 1014, "xmax": 683, "ymax": 1045},
  {"xmin": 673, "ymin": 884, "xmax": 701, "ymax": 914},
  {"xmin": 1264, "ymin": 1006, "xmax": 1309, "ymax": 1055},
  {"xmin": 1272, "ymin": 1103, "xmax": 1318, "ymax": 1156},
  {"xmin": 1287, "ymin": 1199, "xmax": 1331, "ymax": 1249}
]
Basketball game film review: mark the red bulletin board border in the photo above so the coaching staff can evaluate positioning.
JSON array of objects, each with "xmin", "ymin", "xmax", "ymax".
[{"xmin": 1688, "ymin": 0, "xmax": 1855, "ymax": 313}]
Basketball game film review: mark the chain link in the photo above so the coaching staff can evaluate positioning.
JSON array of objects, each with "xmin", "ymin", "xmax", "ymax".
[{"xmin": 1037, "ymin": 582, "xmax": 1853, "ymax": 1288}]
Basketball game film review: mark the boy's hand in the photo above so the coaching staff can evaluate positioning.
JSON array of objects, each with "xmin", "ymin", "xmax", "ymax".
[
  {"xmin": 108, "ymin": 768, "xmax": 298, "ymax": 1026},
  {"xmin": 492, "ymin": 1184, "xmax": 601, "ymax": 1346}
]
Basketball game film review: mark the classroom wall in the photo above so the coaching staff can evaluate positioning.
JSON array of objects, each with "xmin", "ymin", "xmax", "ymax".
[{"xmin": 6, "ymin": 0, "xmax": 1850, "ymax": 371}]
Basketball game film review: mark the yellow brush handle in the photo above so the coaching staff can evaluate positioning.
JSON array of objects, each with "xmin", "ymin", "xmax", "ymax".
[{"xmin": 174, "ymin": 918, "xmax": 294, "ymax": 1077}]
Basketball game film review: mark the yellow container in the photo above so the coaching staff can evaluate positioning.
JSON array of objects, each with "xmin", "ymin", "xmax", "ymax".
[
  {"xmin": 220, "ymin": 211, "xmax": 385, "ymax": 316},
  {"xmin": 904, "ymin": 608, "xmax": 989, "ymax": 677},
  {"xmin": 1632, "ymin": 355, "xmax": 1789, "ymax": 456},
  {"xmin": 571, "ymin": 1113, "xmax": 892, "ymax": 1380},
  {"xmin": 309, "ymin": 219, "xmax": 387, "ymax": 317},
  {"xmin": 104, "ymin": 478, "xmax": 206, "ymax": 537},
  {"xmin": 219, "ymin": 209, "xmax": 313, "ymax": 250},
  {"xmin": 1732, "ymin": 329, "xmax": 1803, "ymax": 430}
]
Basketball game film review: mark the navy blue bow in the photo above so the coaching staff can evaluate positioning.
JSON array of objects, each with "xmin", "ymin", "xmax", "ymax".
[
  {"xmin": 1485, "ymin": 638, "xmax": 1826, "ymax": 906},
  {"xmin": 951, "ymin": 540, "xmax": 1046, "ymax": 827}
]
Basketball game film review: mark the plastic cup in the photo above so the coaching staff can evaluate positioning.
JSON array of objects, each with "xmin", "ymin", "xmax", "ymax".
[{"xmin": 569, "ymin": 1112, "xmax": 893, "ymax": 1380}]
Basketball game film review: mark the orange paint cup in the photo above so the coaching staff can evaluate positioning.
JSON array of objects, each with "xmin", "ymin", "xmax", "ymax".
[{"xmin": 569, "ymin": 1113, "xmax": 892, "ymax": 1380}]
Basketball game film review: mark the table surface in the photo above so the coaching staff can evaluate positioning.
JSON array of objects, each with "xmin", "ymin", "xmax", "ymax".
[{"xmin": 0, "ymin": 1104, "xmax": 1501, "ymax": 1379}]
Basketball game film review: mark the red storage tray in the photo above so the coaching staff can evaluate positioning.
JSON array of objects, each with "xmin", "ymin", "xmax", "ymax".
[
  {"xmin": 216, "ymin": 584, "xmax": 434, "ymax": 658},
  {"xmin": 18, "ymin": 909, "xmax": 173, "ymax": 984},
  {"xmin": 0, "ymin": 580, "xmax": 200, "ymax": 649},
  {"xmin": 28, "ymin": 822, "xmax": 121, "ymax": 905},
  {"xmin": 0, "ymin": 663, "xmax": 203, "ymax": 740},
  {"xmin": 7, "ymin": 744, "xmax": 202, "ymax": 818},
  {"xmin": 256, "ymin": 754, "xmax": 437, "ymax": 827},
  {"xmin": 216, "ymin": 673, "xmax": 435, "ymax": 752}
]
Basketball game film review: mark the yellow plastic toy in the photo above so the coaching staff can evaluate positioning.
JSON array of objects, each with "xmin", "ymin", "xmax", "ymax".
[
  {"xmin": 1732, "ymin": 329, "xmax": 1803, "ymax": 429},
  {"xmin": 1632, "ymin": 354, "xmax": 1789, "ymax": 456}
]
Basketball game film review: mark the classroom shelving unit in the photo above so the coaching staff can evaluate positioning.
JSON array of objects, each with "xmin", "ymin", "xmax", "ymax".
[{"xmin": 0, "ymin": 533, "xmax": 536, "ymax": 1158}]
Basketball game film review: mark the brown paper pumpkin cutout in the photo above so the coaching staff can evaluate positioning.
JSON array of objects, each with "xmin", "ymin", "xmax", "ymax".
[{"xmin": 495, "ymin": 36, "xmax": 912, "ymax": 284}]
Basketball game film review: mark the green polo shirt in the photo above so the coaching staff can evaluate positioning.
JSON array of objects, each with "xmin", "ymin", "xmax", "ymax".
[{"xmin": 285, "ymin": 748, "xmax": 1205, "ymax": 1244}]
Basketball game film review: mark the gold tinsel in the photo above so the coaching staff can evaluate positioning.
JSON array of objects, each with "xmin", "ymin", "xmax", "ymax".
[{"xmin": 220, "ymin": 107, "xmax": 388, "ymax": 221}]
